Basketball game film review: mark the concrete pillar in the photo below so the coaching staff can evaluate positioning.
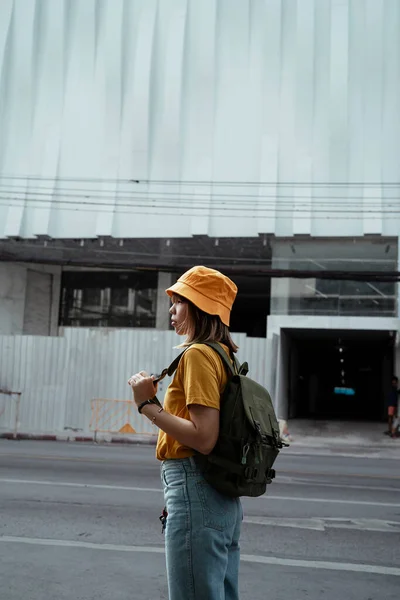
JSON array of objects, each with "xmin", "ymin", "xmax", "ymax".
[
  {"xmin": 24, "ymin": 264, "xmax": 61, "ymax": 336},
  {"xmin": 0, "ymin": 263, "xmax": 27, "ymax": 334},
  {"xmin": 156, "ymin": 272, "xmax": 175, "ymax": 330},
  {"xmin": 398, "ymin": 237, "xmax": 400, "ymax": 319},
  {"xmin": 395, "ymin": 346, "xmax": 400, "ymax": 380},
  {"xmin": 395, "ymin": 237, "xmax": 400, "ymax": 385},
  {"xmin": 0, "ymin": 262, "xmax": 61, "ymax": 335},
  {"xmin": 275, "ymin": 330, "xmax": 289, "ymax": 420},
  {"xmin": 270, "ymin": 249, "xmax": 291, "ymax": 315},
  {"xmin": 270, "ymin": 277, "xmax": 290, "ymax": 314}
]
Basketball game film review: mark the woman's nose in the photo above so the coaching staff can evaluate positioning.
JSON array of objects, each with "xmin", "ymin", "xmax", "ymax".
[{"xmin": 169, "ymin": 304, "xmax": 175, "ymax": 315}]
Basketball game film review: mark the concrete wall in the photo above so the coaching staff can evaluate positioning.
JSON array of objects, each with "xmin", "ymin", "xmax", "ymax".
[
  {"xmin": 267, "ymin": 315, "xmax": 400, "ymax": 339},
  {"xmin": 0, "ymin": 263, "xmax": 61, "ymax": 335},
  {"xmin": 1, "ymin": 0, "xmax": 400, "ymax": 239}
]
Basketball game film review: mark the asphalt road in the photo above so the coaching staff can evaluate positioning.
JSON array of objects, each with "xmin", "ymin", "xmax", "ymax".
[{"xmin": 0, "ymin": 440, "xmax": 399, "ymax": 600}]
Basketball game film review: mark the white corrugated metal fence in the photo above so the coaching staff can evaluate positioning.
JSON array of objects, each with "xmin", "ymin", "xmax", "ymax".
[{"xmin": 0, "ymin": 329, "xmax": 270, "ymax": 437}]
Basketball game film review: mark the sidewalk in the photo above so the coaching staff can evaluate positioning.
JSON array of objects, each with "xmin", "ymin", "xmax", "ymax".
[
  {"xmin": 1, "ymin": 419, "xmax": 399, "ymax": 457},
  {"xmin": 283, "ymin": 419, "xmax": 400, "ymax": 457},
  {"xmin": 287, "ymin": 419, "xmax": 397, "ymax": 446}
]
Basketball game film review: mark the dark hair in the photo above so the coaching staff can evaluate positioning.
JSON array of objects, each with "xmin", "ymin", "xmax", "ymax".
[
  {"xmin": 179, "ymin": 298, "xmax": 238, "ymax": 354},
  {"xmin": 392, "ymin": 376, "xmax": 398, "ymax": 382}
]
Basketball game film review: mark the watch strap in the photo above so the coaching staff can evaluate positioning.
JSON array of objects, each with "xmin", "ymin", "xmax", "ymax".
[{"xmin": 138, "ymin": 396, "xmax": 162, "ymax": 414}]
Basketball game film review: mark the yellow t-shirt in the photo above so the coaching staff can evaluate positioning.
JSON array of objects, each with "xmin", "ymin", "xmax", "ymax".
[{"xmin": 156, "ymin": 343, "xmax": 231, "ymax": 461}]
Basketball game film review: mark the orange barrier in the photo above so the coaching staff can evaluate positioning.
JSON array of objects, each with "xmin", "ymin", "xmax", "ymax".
[{"xmin": 90, "ymin": 398, "xmax": 155, "ymax": 437}]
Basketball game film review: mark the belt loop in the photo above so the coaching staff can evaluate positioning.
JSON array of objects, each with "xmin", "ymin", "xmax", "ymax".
[{"xmin": 189, "ymin": 456, "xmax": 196, "ymax": 470}]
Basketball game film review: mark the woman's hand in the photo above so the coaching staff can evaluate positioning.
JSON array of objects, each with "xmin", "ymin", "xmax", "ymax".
[{"xmin": 128, "ymin": 371, "xmax": 156, "ymax": 407}]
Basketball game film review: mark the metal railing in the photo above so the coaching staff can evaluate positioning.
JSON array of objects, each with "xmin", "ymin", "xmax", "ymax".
[{"xmin": 0, "ymin": 389, "xmax": 22, "ymax": 439}]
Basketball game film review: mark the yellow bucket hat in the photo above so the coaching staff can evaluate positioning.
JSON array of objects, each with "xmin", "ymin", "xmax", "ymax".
[{"xmin": 166, "ymin": 266, "xmax": 238, "ymax": 326}]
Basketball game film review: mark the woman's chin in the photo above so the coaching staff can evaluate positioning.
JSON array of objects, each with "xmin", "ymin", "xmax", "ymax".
[{"xmin": 174, "ymin": 326, "xmax": 186, "ymax": 336}]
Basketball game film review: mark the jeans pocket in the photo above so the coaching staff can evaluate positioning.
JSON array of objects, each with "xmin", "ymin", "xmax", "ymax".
[
  {"xmin": 162, "ymin": 466, "xmax": 186, "ymax": 489},
  {"xmin": 196, "ymin": 480, "xmax": 236, "ymax": 531}
]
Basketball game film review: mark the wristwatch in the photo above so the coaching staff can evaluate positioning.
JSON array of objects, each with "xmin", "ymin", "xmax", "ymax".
[{"xmin": 137, "ymin": 396, "xmax": 162, "ymax": 414}]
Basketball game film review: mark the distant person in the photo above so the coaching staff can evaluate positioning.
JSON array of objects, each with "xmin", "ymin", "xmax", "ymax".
[
  {"xmin": 392, "ymin": 410, "xmax": 399, "ymax": 439},
  {"xmin": 279, "ymin": 419, "xmax": 293, "ymax": 442},
  {"xmin": 386, "ymin": 376, "xmax": 400, "ymax": 436}
]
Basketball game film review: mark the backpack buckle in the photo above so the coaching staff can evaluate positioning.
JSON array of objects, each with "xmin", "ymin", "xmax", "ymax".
[
  {"xmin": 244, "ymin": 466, "xmax": 258, "ymax": 480},
  {"xmin": 265, "ymin": 468, "xmax": 276, "ymax": 483},
  {"xmin": 238, "ymin": 362, "xmax": 249, "ymax": 376}
]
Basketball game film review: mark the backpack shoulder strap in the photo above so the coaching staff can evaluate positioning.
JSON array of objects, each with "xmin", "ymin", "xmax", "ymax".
[
  {"xmin": 166, "ymin": 351, "xmax": 186, "ymax": 377},
  {"xmin": 159, "ymin": 342, "xmax": 238, "ymax": 382},
  {"xmin": 203, "ymin": 342, "xmax": 237, "ymax": 377},
  {"xmin": 152, "ymin": 350, "xmax": 186, "ymax": 383}
]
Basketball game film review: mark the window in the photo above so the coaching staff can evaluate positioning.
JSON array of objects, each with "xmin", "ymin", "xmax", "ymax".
[
  {"xmin": 60, "ymin": 271, "xmax": 158, "ymax": 328},
  {"xmin": 271, "ymin": 239, "xmax": 398, "ymax": 317}
]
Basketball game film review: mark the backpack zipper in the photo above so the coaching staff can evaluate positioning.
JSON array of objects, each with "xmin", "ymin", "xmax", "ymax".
[{"xmin": 241, "ymin": 443, "xmax": 250, "ymax": 465}]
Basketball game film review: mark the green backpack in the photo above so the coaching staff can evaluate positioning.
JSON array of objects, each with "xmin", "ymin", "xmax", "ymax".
[{"xmin": 161, "ymin": 342, "xmax": 286, "ymax": 498}]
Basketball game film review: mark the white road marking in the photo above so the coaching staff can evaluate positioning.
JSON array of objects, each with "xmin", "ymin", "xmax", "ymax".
[
  {"xmin": 0, "ymin": 535, "xmax": 399, "ymax": 576},
  {"xmin": 240, "ymin": 553, "xmax": 400, "ymax": 576},
  {"xmin": 0, "ymin": 478, "xmax": 162, "ymax": 493},
  {"xmin": 277, "ymin": 477, "xmax": 400, "ymax": 494},
  {"xmin": 3, "ymin": 449, "xmax": 400, "ymax": 480},
  {"xmin": 261, "ymin": 494, "xmax": 400, "ymax": 508},
  {"xmin": 2, "ymin": 478, "xmax": 400, "ymax": 507},
  {"xmin": 244, "ymin": 516, "xmax": 400, "ymax": 533},
  {"xmin": 283, "ymin": 449, "xmax": 400, "ymax": 460},
  {"xmin": 0, "ymin": 535, "xmax": 165, "ymax": 553}
]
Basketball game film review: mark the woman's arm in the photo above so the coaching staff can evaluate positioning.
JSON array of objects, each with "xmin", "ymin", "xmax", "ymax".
[
  {"xmin": 128, "ymin": 371, "xmax": 219, "ymax": 455},
  {"xmin": 142, "ymin": 402, "xmax": 219, "ymax": 455}
]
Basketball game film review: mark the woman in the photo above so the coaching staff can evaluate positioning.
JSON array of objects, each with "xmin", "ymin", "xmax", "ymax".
[{"xmin": 128, "ymin": 265, "xmax": 242, "ymax": 600}]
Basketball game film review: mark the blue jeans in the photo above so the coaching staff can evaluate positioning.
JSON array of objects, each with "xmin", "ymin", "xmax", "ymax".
[{"xmin": 161, "ymin": 457, "xmax": 242, "ymax": 600}]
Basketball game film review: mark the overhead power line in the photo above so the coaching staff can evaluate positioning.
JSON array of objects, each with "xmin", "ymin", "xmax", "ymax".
[
  {"xmin": 0, "ymin": 184, "xmax": 399, "ymax": 205},
  {"xmin": 1, "ymin": 190, "xmax": 400, "ymax": 217},
  {"xmin": 0, "ymin": 191, "xmax": 398, "ymax": 209},
  {"xmin": 2, "ymin": 174, "xmax": 400, "ymax": 187},
  {"xmin": 1, "ymin": 199, "xmax": 400, "ymax": 219}
]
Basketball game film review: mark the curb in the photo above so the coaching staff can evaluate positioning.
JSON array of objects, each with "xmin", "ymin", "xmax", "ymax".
[
  {"xmin": 285, "ymin": 439, "xmax": 400, "ymax": 449},
  {"xmin": 0, "ymin": 432, "xmax": 157, "ymax": 445},
  {"xmin": 1, "ymin": 433, "xmax": 397, "ymax": 453}
]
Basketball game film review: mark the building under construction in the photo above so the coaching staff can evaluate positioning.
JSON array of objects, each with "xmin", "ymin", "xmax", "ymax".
[{"xmin": 1, "ymin": 1, "xmax": 400, "ymax": 428}]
